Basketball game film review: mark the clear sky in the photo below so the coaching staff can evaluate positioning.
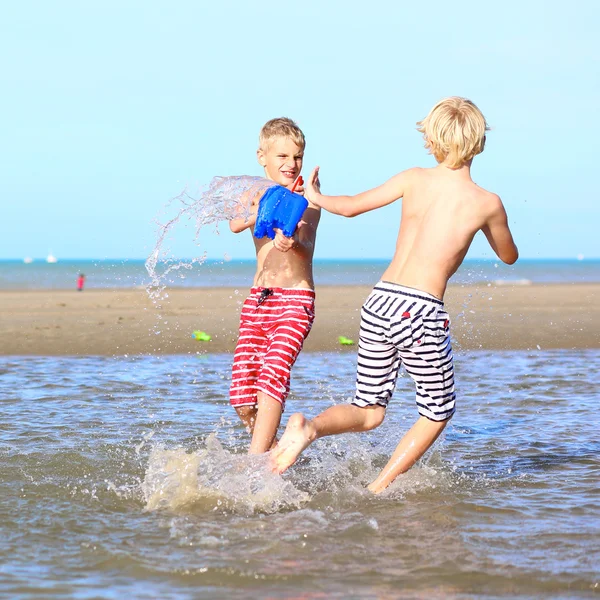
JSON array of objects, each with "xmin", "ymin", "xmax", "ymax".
[{"xmin": 1, "ymin": 0, "xmax": 598, "ymax": 261}]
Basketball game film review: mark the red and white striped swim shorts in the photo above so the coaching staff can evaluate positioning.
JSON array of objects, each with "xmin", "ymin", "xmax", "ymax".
[{"xmin": 229, "ymin": 287, "xmax": 316, "ymax": 409}]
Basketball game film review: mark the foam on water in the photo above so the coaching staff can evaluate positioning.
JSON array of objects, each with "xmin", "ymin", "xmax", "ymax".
[{"xmin": 144, "ymin": 176, "xmax": 276, "ymax": 300}]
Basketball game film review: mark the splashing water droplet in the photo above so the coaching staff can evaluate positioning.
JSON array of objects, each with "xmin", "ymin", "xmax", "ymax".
[{"xmin": 145, "ymin": 176, "xmax": 277, "ymax": 301}]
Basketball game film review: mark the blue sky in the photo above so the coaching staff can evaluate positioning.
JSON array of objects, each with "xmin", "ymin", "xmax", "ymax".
[{"xmin": 1, "ymin": 0, "xmax": 598, "ymax": 260}]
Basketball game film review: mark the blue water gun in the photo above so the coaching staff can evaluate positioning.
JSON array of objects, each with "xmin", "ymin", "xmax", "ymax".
[{"xmin": 254, "ymin": 177, "xmax": 308, "ymax": 239}]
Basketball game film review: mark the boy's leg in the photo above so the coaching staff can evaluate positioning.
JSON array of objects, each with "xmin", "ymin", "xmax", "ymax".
[
  {"xmin": 367, "ymin": 416, "xmax": 448, "ymax": 494},
  {"xmin": 364, "ymin": 299, "xmax": 456, "ymax": 492},
  {"xmin": 252, "ymin": 291, "xmax": 314, "ymax": 454},
  {"xmin": 235, "ymin": 401, "xmax": 280, "ymax": 452},
  {"xmin": 230, "ymin": 313, "xmax": 267, "ymax": 436},
  {"xmin": 273, "ymin": 287, "xmax": 457, "ymax": 491},
  {"xmin": 248, "ymin": 392, "xmax": 283, "ymax": 454},
  {"xmin": 272, "ymin": 291, "xmax": 400, "ymax": 473},
  {"xmin": 271, "ymin": 404, "xmax": 385, "ymax": 473},
  {"xmin": 235, "ymin": 405, "xmax": 257, "ymax": 432}
]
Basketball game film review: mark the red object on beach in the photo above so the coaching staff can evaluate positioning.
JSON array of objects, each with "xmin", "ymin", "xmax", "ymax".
[{"xmin": 290, "ymin": 176, "xmax": 304, "ymax": 194}]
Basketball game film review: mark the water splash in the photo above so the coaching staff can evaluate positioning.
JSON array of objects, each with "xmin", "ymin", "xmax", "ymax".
[
  {"xmin": 142, "ymin": 433, "xmax": 309, "ymax": 514},
  {"xmin": 140, "ymin": 429, "xmax": 463, "ymax": 515},
  {"xmin": 145, "ymin": 176, "xmax": 276, "ymax": 301}
]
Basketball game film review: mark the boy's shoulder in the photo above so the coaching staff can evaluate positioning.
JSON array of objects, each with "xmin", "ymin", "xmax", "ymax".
[
  {"xmin": 386, "ymin": 166, "xmax": 424, "ymax": 187},
  {"xmin": 413, "ymin": 167, "xmax": 502, "ymax": 210},
  {"xmin": 400, "ymin": 166, "xmax": 425, "ymax": 178},
  {"xmin": 402, "ymin": 166, "xmax": 438, "ymax": 182},
  {"xmin": 467, "ymin": 183, "xmax": 506, "ymax": 222},
  {"xmin": 471, "ymin": 181, "xmax": 501, "ymax": 205}
]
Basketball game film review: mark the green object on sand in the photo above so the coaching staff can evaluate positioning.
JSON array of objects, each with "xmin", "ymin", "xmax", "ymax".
[
  {"xmin": 192, "ymin": 330, "xmax": 212, "ymax": 342},
  {"xmin": 338, "ymin": 335, "xmax": 355, "ymax": 346}
]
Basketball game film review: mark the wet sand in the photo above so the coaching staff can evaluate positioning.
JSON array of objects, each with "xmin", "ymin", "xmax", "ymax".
[{"xmin": 1, "ymin": 284, "xmax": 598, "ymax": 355}]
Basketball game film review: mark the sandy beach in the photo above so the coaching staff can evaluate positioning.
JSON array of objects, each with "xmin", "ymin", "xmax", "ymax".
[{"xmin": 1, "ymin": 283, "xmax": 598, "ymax": 355}]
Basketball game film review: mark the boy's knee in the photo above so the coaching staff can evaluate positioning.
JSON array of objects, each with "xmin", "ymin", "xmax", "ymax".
[
  {"xmin": 362, "ymin": 405, "xmax": 386, "ymax": 430},
  {"xmin": 235, "ymin": 405, "xmax": 257, "ymax": 420}
]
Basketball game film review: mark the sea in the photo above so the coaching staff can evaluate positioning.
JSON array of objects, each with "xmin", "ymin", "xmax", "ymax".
[
  {"xmin": 1, "ymin": 351, "xmax": 599, "ymax": 599},
  {"xmin": 1, "ymin": 259, "xmax": 599, "ymax": 599},
  {"xmin": 1, "ymin": 257, "xmax": 600, "ymax": 290}
]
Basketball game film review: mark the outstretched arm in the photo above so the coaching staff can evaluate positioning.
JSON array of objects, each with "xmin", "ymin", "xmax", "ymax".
[
  {"xmin": 304, "ymin": 166, "xmax": 411, "ymax": 217},
  {"xmin": 481, "ymin": 197, "xmax": 519, "ymax": 264}
]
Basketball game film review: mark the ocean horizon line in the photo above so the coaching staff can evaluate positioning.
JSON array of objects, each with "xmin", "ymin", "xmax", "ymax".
[
  {"xmin": 2, "ymin": 256, "xmax": 599, "ymax": 263},
  {"xmin": 2, "ymin": 256, "xmax": 600, "ymax": 289}
]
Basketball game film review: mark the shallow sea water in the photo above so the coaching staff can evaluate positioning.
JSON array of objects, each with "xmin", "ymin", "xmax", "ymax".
[{"xmin": 1, "ymin": 350, "xmax": 599, "ymax": 599}]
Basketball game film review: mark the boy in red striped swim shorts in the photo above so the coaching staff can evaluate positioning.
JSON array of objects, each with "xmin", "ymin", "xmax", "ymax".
[{"xmin": 229, "ymin": 118, "xmax": 321, "ymax": 454}]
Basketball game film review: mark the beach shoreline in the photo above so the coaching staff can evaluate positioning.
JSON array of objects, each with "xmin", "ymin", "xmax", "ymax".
[{"xmin": 2, "ymin": 283, "xmax": 598, "ymax": 356}]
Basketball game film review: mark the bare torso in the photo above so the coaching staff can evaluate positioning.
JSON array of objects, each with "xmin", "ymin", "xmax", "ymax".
[
  {"xmin": 251, "ymin": 203, "xmax": 320, "ymax": 289},
  {"xmin": 382, "ymin": 166, "xmax": 499, "ymax": 299}
]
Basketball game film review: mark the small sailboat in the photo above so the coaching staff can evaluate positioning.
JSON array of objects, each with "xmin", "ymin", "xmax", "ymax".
[
  {"xmin": 46, "ymin": 253, "xmax": 58, "ymax": 263},
  {"xmin": 24, "ymin": 257, "xmax": 34, "ymax": 264}
]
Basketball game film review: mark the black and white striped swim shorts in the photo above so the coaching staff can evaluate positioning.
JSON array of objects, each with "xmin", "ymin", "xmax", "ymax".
[{"xmin": 353, "ymin": 281, "xmax": 456, "ymax": 422}]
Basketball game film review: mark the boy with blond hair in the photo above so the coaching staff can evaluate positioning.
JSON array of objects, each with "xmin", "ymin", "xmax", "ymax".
[
  {"xmin": 272, "ymin": 97, "xmax": 518, "ymax": 492},
  {"xmin": 229, "ymin": 117, "xmax": 321, "ymax": 454}
]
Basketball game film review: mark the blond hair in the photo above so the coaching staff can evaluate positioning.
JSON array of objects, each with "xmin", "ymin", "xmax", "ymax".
[
  {"xmin": 417, "ymin": 97, "xmax": 489, "ymax": 168},
  {"xmin": 259, "ymin": 117, "xmax": 305, "ymax": 151}
]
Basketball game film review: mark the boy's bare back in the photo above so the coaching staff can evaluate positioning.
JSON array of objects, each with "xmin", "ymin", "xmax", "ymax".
[
  {"xmin": 380, "ymin": 164, "xmax": 516, "ymax": 299},
  {"xmin": 305, "ymin": 97, "xmax": 517, "ymax": 300}
]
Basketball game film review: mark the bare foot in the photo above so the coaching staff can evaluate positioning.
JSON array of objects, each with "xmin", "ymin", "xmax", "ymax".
[
  {"xmin": 367, "ymin": 480, "xmax": 387, "ymax": 495},
  {"xmin": 270, "ymin": 413, "xmax": 316, "ymax": 474}
]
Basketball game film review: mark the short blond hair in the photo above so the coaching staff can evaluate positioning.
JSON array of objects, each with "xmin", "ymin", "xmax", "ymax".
[
  {"xmin": 259, "ymin": 117, "xmax": 305, "ymax": 151},
  {"xmin": 417, "ymin": 97, "xmax": 489, "ymax": 168}
]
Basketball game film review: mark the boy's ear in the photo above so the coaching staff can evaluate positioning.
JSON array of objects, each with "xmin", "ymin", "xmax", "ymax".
[{"xmin": 257, "ymin": 148, "xmax": 266, "ymax": 167}]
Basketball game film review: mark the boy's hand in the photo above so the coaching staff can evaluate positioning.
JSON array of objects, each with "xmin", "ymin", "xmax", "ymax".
[
  {"xmin": 273, "ymin": 221, "xmax": 307, "ymax": 252},
  {"xmin": 273, "ymin": 229, "xmax": 296, "ymax": 252},
  {"xmin": 305, "ymin": 166, "xmax": 321, "ymax": 204}
]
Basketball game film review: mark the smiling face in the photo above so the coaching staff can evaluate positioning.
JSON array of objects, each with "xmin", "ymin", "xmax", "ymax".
[{"xmin": 257, "ymin": 136, "xmax": 304, "ymax": 188}]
